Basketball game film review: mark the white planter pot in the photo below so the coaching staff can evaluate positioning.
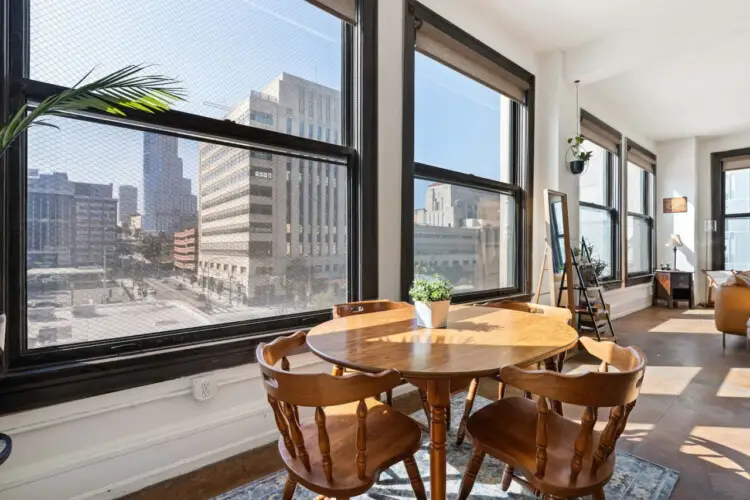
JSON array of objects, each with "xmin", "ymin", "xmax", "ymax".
[{"xmin": 414, "ymin": 300, "xmax": 450, "ymax": 328}]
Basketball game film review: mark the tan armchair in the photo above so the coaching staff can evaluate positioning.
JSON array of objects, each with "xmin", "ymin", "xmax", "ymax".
[{"xmin": 714, "ymin": 272, "xmax": 750, "ymax": 350}]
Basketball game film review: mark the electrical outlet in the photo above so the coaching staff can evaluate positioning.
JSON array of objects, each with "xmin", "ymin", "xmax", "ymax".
[{"xmin": 192, "ymin": 375, "xmax": 217, "ymax": 401}]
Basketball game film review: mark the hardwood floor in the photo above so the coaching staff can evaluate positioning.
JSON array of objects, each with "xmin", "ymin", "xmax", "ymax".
[{"xmin": 124, "ymin": 307, "xmax": 750, "ymax": 500}]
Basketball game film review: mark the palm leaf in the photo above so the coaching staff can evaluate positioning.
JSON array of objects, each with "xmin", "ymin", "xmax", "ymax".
[{"xmin": 0, "ymin": 64, "xmax": 185, "ymax": 158}]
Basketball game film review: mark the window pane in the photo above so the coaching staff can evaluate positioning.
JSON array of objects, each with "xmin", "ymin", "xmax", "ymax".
[
  {"xmin": 413, "ymin": 180, "xmax": 516, "ymax": 292},
  {"xmin": 726, "ymin": 218, "xmax": 750, "ymax": 270},
  {"xmin": 579, "ymin": 141, "xmax": 607, "ymax": 205},
  {"xmin": 725, "ymin": 168, "xmax": 750, "ymax": 215},
  {"xmin": 627, "ymin": 216, "xmax": 650, "ymax": 274},
  {"xmin": 26, "ymin": 117, "xmax": 347, "ymax": 348},
  {"xmin": 30, "ymin": 0, "xmax": 343, "ymax": 141},
  {"xmin": 580, "ymin": 207, "xmax": 613, "ymax": 277},
  {"xmin": 414, "ymin": 53, "xmax": 512, "ymax": 183},
  {"xmin": 646, "ymin": 171, "xmax": 654, "ymax": 216},
  {"xmin": 627, "ymin": 162, "xmax": 645, "ymax": 214}
]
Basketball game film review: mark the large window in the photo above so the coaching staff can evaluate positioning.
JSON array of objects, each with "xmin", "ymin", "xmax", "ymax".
[
  {"xmin": 1, "ymin": 0, "xmax": 375, "ymax": 412},
  {"xmin": 403, "ymin": 3, "xmax": 533, "ymax": 301},
  {"xmin": 578, "ymin": 111, "xmax": 621, "ymax": 283},
  {"xmin": 715, "ymin": 155, "xmax": 750, "ymax": 270},
  {"xmin": 626, "ymin": 141, "xmax": 656, "ymax": 279}
]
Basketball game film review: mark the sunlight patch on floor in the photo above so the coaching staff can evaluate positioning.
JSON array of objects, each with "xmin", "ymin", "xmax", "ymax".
[
  {"xmin": 566, "ymin": 364, "xmax": 701, "ymax": 396},
  {"xmin": 681, "ymin": 309, "xmax": 715, "ymax": 317},
  {"xmin": 718, "ymin": 368, "xmax": 750, "ymax": 398},
  {"xmin": 681, "ymin": 426, "xmax": 750, "ymax": 478},
  {"xmin": 648, "ymin": 318, "xmax": 720, "ymax": 334}
]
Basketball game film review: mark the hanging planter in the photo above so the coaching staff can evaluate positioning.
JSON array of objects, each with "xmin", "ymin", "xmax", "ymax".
[
  {"xmin": 565, "ymin": 80, "xmax": 592, "ymax": 176},
  {"xmin": 566, "ymin": 135, "xmax": 592, "ymax": 175}
]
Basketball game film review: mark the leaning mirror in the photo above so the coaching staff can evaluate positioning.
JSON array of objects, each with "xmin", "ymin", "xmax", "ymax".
[{"xmin": 543, "ymin": 189, "xmax": 575, "ymax": 315}]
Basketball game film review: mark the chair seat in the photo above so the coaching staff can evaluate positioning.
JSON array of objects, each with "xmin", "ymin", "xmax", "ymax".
[
  {"xmin": 467, "ymin": 397, "xmax": 616, "ymax": 498},
  {"xmin": 279, "ymin": 397, "xmax": 423, "ymax": 497}
]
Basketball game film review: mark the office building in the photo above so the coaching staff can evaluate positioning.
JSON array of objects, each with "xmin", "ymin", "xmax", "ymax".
[
  {"xmin": 72, "ymin": 181, "xmax": 118, "ymax": 266},
  {"xmin": 142, "ymin": 133, "xmax": 197, "ymax": 236},
  {"xmin": 414, "ymin": 183, "xmax": 514, "ymax": 290},
  {"xmin": 118, "ymin": 185, "xmax": 138, "ymax": 226},
  {"xmin": 173, "ymin": 228, "xmax": 199, "ymax": 271},
  {"xmin": 27, "ymin": 172, "xmax": 76, "ymax": 268},
  {"xmin": 27, "ymin": 172, "xmax": 118, "ymax": 268},
  {"xmin": 197, "ymin": 73, "xmax": 345, "ymax": 303}
]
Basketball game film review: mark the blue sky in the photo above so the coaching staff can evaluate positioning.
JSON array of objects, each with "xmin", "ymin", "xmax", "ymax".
[
  {"xmin": 28, "ymin": 0, "xmax": 503, "ymax": 211},
  {"xmin": 414, "ymin": 53, "xmax": 502, "ymax": 208}
]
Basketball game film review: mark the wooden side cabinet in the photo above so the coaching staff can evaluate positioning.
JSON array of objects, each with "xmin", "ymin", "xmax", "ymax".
[{"xmin": 653, "ymin": 271, "xmax": 694, "ymax": 309}]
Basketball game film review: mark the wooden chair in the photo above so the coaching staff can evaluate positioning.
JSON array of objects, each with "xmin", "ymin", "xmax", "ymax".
[
  {"xmin": 458, "ymin": 337, "xmax": 646, "ymax": 500},
  {"xmin": 331, "ymin": 300, "xmax": 414, "ymax": 406},
  {"xmin": 455, "ymin": 301, "xmax": 573, "ymax": 445},
  {"xmin": 258, "ymin": 331, "xmax": 427, "ymax": 500}
]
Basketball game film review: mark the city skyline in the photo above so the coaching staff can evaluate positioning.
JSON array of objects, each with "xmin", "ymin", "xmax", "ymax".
[
  {"xmin": 28, "ymin": 0, "xmax": 507, "ymax": 215},
  {"xmin": 142, "ymin": 133, "xmax": 197, "ymax": 235}
]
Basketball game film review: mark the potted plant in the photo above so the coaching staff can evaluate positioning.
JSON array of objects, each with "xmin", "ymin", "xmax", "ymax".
[
  {"xmin": 566, "ymin": 135, "xmax": 593, "ymax": 175},
  {"xmin": 409, "ymin": 276, "xmax": 453, "ymax": 328}
]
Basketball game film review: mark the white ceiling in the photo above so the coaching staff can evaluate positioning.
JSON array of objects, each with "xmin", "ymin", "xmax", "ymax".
[{"xmin": 480, "ymin": 0, "xmax": 750, "ymax": 140}]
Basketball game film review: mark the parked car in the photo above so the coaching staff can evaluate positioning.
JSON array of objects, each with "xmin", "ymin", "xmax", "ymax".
[{"xmin": 29, "ymin": 300, "xmax": 62, "ymax": 308}]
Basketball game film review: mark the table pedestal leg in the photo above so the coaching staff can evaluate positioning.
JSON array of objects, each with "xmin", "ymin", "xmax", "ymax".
[{"xmin": 426, "ymin": 379, "xmax": 450, "ymax": 500}]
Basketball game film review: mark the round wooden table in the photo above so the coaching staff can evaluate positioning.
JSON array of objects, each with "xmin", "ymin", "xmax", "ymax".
[{"xmin": 307, "ymin": 304, "xmax": 579, "ymax": 500}]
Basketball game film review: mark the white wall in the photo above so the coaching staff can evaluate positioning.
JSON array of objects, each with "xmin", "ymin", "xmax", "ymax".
[
  {"xmin": 656, "ymin": 138, "xmax": 699, "ymax": 271},
  {"xmin": 0, "ymin": 353, "xmax": 323, "ymax": 500},
  {"xmin": 0, "ymin": 3, "xmax": 658, "ymax": 499},
  {"xmin": 377, "ymin": 0, "xmax": 406, "ymax": 300}
]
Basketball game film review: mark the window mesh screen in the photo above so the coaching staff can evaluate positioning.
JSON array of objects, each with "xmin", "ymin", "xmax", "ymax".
[{"xmin": 26, "ymin": 117, "xmax": 348, "ymax": 348}]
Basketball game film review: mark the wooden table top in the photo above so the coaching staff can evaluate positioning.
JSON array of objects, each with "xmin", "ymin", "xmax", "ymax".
[{"xmin": 307, "ymin": 305, "xmax": 579, "ymax": 379}]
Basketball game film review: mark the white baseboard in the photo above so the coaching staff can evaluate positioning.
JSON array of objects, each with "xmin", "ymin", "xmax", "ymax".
[{"xmin": 0, "ymin": 354, "xmax": 419, "ymax": 500}]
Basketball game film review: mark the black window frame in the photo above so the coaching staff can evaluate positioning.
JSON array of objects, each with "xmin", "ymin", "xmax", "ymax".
[
  {"xmin": 625, "ymin": 140, "xmax": 656, "ymax": 286},
  {"xmin": 711, "ymin": 146, "xmax": 750, "ymax": 270},
  {"xmin": 400, "ymin": 1, "xmax": 535, "ymax": 304},
  {"xmin": 0, "ymin": 0, "xmax": 378, "ymax": 414},
  {"xmin": 578, "ymin": 150, "xmax": 621, "ymax": 288}
]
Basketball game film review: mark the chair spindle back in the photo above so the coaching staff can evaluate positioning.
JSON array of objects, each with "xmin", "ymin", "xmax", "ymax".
[
  {"xmin": 257, "ymin": 331, "xmax": 402, "ymax": 483},
  {"xmin": 484, "ymin": 301, "xmax": 572, "ymax": 325},
  {"xmin": 500, "ymin": 337, "xmax": 646, "ymax": 483},
  {"xmin": 333, "ymin": 299, "xmax": 411, "ymax": 319}
]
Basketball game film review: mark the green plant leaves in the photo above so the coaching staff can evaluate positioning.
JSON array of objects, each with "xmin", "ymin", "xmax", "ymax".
[
  {"xmin": 408, "ymin": 275, "xmax": 453, "ymax": 303},
  {"xmin": 0, "ymin": 64, "xmax": 186, "ymax": 158}
]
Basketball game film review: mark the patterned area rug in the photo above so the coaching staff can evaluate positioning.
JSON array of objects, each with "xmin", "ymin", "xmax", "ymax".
[{"xmin": 214, "ymin": 393, "xmax": 678, "ymax": 499}]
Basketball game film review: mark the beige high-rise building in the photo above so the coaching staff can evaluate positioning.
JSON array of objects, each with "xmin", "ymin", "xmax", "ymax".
[
  {"xmin": 413, "ymin": 182, "xmax": 514, "ymax": 291},
  {"xmin": 197, "ymin": 73, "xmax": 346, "ymax": 304}
]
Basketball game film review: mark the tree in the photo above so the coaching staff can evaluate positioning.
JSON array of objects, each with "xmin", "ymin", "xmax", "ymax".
[
  {"xmin": 285, "ymin": 257, "xmax": 316, "ymax": 304},
  {"xmin": 129, "ymin": 262, "xmax": 144, "ymax": 294},
  {"xmin": 139, "ymin": 236, "xmax": 164, "ymax": 265},
  {"xmin": 138, "ymin": 234, "xmax": 173, "ymax": 277}
]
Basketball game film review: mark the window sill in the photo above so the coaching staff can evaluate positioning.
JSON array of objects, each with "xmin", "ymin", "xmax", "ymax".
[
  {"xmin": 626, "ymin": 274, "xmax": 654, "ymax": 287},
  {"xmin": 451, "ymin": 289, "xmax": 530, "ymax": 305},
  {"xmin": 0, "ymin": 328, "xmax": 302, "ymax": 416},
  {"xmin": 600, "ymin": 280, "xmax": 622, "ymax": 291}
]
